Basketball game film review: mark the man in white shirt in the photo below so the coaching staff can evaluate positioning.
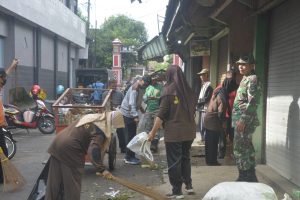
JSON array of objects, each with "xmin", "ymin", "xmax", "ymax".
[{"xmin": 197, "ymin": 68, "xmax": 213, "ymax": 142}]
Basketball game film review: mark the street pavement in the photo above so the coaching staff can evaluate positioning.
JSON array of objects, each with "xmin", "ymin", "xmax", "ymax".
[{"xmin": 0, "ymin": 129, "xmax": 299, "ymax": 200}]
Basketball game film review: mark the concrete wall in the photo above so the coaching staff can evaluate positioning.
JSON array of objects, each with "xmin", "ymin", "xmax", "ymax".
[
  {"xmin": 39, "ymin": 68, "xmax": 55, "ymax": 99},
  {"xmin": 0, "ymin": 14, "xmax": 7, "ymax": 37},
  {"xmin": 41, "ymin": 33, "xmax": 54, "ymax": 70},
  {"xmin": 0, "ymin": 1, "xmax": 83, "ymax": 101},
  {"xmin": 14, "ymin": 22, "xmax": 34, "ymax": 67},
  {"xmin": 57, "ymin": 40, "xmax": 68, "ymax": 72}
]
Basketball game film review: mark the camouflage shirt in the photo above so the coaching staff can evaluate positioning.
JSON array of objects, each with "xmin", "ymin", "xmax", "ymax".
[{"xmin": 232, "ymin": 71, "xmax": 261, "ymax": 129}]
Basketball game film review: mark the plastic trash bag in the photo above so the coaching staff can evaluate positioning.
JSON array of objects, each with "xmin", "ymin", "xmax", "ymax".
[
  {"xmin": 203, "ymin": 182, "xmax": 278, "ymax": 200},
  {"xmin": 127, "ymin": 132, "xmax": 153, "ymax": 161}
]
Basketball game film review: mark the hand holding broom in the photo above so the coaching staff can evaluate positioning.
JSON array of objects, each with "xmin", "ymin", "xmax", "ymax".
[
  {"xmin": 96, "ymin": 172, "xmax": 167, "ymax": 200},
  {"xmin": 0, "ymin": 147, "xmax": 26, "ymax": 192}
]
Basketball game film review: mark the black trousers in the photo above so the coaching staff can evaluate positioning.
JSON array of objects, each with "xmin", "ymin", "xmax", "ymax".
[
  {"xmin": 205, "ymin": 129, "xmax": 220, "ymax": 165},
  {"xmin": 218, "ymin": 130, "xmax": 226, "ymax": 157},
  {"xmin": 116, "ymin": 128, "xmax": 126, "ymax": 151},
  {"xmin": 0, "ymin": 128, "xmax": 8, "ymax": 183},
  {"xmin": 123, "ymin": 116, "xmax": 137, "ymax": 159},
  {"xmin": 165, "ymin": 140, "xmax": 193, "ymax": 194}
]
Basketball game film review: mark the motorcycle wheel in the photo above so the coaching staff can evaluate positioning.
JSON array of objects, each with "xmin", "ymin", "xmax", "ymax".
[
  {"xmin": 38, "ymin": 117, "xmax": 55, "ymax": 134},
  {"xmin": 108, "ymin": 134, "xmax": 117, "ymax": 170},
  {"xmin": 4, "ymin": 134, "xmax": 16, "ymax": 159}
]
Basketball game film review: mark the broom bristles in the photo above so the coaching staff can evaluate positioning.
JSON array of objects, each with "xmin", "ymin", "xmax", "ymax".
[
  {"xmin": 97, "ymin": 172, "xmax": 167, "ymax": 200},
  {"xmin": 0, "ymin": 148, "xmax": 26, "ymax": 192}
]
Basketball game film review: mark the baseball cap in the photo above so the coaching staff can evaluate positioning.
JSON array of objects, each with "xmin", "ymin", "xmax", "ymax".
[
  {"xmin": 236, "ymin": 54, "xmax": 255, "ymax": 64},
  {"xmin": 197, "ymin": 68, "xmax": 209, "ymax": 75}
]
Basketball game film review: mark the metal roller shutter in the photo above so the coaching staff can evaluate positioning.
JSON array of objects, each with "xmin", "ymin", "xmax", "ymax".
[{"xmin": 266, "ymin": 0, "xmax": 300, "ymax": 186}]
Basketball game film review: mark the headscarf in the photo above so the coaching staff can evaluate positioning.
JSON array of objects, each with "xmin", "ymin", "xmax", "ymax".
[
  {"xmin": 214, "ymin": 77, "xmax": 237, "ymax": 106},
  {"xmin": 162, "ymin": 65, "xmax": 196, "ymax": 120},
  {"xmin": 75, "ymin": 111, "xmax": 125, "ymax": 154}
]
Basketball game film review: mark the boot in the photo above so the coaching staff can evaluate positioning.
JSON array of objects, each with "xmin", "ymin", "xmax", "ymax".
[
  {"xmin": 150, "ymin": 139, "xmax": 159, "ymax": 153},
  {"xmin": 246, "ymin": 168, "xmax": 258, "ymax": 182},
  {"xmin": 236, "ymin": 170, "xmax": 247, "ymax": 182}
]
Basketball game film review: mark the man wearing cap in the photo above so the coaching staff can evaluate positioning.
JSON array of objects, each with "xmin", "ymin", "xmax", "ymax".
[
  {"xmin": 197, "ymin": 68, "xmax": 213, "ymax": 142},
  {"xmin": 232, "ymin": 54, "xmax": 261, "ymax": 182},
  {"xmin": 120, "ymin": 75, "xmax": 151, "ymax": 165},
  {"xmin": 138, "ymin": 72, "xmax": 164, "ymax": 153}
]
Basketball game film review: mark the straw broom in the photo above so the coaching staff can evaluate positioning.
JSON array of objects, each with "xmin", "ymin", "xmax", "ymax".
[
  {"xmin": 96, "ymin": 172, "xmax": 167, "ymax": 200},
  {"xmin": 0, "ymin": 147, "xmax": 26, "ymax": 192}
]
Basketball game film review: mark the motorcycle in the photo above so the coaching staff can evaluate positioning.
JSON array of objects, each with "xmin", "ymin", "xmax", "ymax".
[
  {"xmin": 4, "ymin": 99, "xmax": 56, "ymax": 134},
  {"xmin": 3, "ymin": 128, "xmax": 17, "ymax": 159}
]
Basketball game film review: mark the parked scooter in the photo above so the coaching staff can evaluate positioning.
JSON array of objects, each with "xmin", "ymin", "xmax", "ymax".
[
  {"xmin": 3, "ymin": 128, "xmax": 16, "ymax": 159},
  {"xmin": 4, "ymin": 99, "xmax": 55, "ymax": 134}
]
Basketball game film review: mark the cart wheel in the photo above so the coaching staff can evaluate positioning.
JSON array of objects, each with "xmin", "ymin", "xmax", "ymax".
[{"xmin": 108, "ymin": 134, "xmax": 117, "ymax": 170}]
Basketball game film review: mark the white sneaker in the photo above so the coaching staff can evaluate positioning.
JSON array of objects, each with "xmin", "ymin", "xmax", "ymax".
[{"xmin": 166, "ymin": 193, "xmax": 184, "ymax": 199}]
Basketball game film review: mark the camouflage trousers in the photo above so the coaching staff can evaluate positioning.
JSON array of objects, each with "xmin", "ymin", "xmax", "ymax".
[
  {"xmin": 233, "ymin": 126, "xmax": 256, "ymax": 170},
  {"xmin": 137, "ymin": 110, "xmax": 164, "ymax": 139}
]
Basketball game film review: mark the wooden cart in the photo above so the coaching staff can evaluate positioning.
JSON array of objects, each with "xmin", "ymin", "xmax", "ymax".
[{"xmin": 52, "ymin": 88, "xmax": 117, "ymax": 170}]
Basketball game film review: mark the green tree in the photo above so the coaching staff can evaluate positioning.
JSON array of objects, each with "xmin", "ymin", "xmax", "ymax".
[
  {"xmin": 148, "ymin": 55, "xmax": 173, "ymax": 71},
  {"xmin": 88, "ymin": 15, "xmax": 148, "ymax": 69}
]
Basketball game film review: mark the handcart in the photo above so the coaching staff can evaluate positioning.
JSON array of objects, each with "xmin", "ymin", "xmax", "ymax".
[{"xmin": 52, "ymin": 88, "xmax": 117, "ymax": 170}]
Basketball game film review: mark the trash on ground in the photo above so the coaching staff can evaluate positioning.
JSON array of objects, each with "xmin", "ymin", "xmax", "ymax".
[{"xmin": 203, "ymin": 182, "xmax": 278, "ymax": 200}]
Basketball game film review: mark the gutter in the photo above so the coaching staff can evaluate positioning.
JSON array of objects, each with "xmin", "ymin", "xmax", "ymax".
[
  {"xmin": 210, "ymin": 0, "xmax": 233, "ymax": 20},
  {"xmin": 166, "ymin": 0, "xmax": 181, "ymax": 41},
  {"xmin": 251, "ymin": 0, "xmax": 287, "ymax": 15}
]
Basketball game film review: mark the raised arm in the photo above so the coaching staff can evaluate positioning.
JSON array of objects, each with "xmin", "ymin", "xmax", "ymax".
[{"xmin": 6, "ymin": 58, "xmax": 19, "ymax": 75}]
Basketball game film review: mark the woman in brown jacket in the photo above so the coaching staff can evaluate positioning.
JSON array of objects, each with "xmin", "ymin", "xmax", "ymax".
[
  {"xmin": 148, "ymin": 65, "xmax": 196, "ymax": 199},
  {"xmin": 204, "ymin": 78, "xmax": 236, "ymax": 166}
]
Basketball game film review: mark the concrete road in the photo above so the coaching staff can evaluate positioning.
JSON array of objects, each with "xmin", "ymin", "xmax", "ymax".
[
  {"xmin": 0, "ymin": 129, "xmax": 166, "ymax": 200},
  {"xmin": 0, "ymin": 129, "xmax": 53, "ymax": 200},
  {"xmin": 0, "ymin": 129, "xmax": 290, "ymax": 200}
]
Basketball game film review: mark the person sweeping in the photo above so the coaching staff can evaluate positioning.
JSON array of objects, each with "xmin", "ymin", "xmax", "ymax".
[{"xmin": 45, "ymin": 110, "xmax": 124, "ymax": 200}]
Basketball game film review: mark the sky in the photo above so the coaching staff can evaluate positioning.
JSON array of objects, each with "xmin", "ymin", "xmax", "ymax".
[{"xmin": 78, "ymin": 0, "xmax": 169, "ymax": 41}]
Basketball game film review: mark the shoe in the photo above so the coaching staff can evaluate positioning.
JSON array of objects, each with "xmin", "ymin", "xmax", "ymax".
[
  {"xmin": 236, "ymin": 170, "xmax": 247, "ymax": 182},
  {"xmin": 150, "ymin": 139, "xmax": 159, "ymax": 153},
  {"xmin": 185, "ymin": 185, "xmax": 194, "ymax": 195},
  {"xmin": 218, "ymin": 153, "xmax": 225, "ymax": 159},
  {"xmin": 166, "ymin": 192, "xmax": 184, "ymax": 199},
  {"xmin": 124, "ymin": 157, "xmax": 141, "ymax": 165},
  {"xmin": 120, "ymin": 148, "xmax": 126, "ymax": 153},
  {"xmin": 207, "ymin": 162, "xmax": 221, "ymax": 166}
]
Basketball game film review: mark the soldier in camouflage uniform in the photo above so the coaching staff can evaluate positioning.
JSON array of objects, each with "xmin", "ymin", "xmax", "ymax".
[{"xmin": 232, "ymin": 54, "xmax": 261, "ymax": 182}]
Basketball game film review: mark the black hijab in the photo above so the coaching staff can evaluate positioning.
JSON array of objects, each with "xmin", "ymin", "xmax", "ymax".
[
  {"xmin": 214, "ymin": 77, "xmax": 237, "ymax": 106},
  {"xmin": 162, "ymin": 65, "xmax": 196, "ymax": 120}
]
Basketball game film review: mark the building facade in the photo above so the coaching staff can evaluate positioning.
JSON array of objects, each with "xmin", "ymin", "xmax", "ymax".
[
  {"xmin": 0, "ymin": 0, "xmax": 86, "ymax": 100},
  {"xmin": 140, "ymin": 0, "xmax": 300, "ymax": 187}
]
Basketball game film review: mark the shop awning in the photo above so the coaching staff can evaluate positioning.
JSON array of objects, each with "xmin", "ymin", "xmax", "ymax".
[{"xmin": 138, "ymin": 34, "xmax": 168, "ymax": 61}]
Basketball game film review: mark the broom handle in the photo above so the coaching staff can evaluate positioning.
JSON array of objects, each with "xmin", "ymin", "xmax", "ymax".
[
  {"xmin": 96, "ymin": 172, "xmax": 167, "ymax": 200},
  {"xmin": 0, "ymin": 147, "xmax": 8, "ymax": 162}
]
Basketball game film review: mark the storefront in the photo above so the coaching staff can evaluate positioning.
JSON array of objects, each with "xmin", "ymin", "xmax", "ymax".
[{"xmin": 266, "ymin": 0, "xmax": 300, "ymax": 186}]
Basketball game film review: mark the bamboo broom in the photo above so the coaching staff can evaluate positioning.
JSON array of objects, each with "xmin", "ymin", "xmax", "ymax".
[
  {"xmin": 0, "ymin": 147, "xmax": 26, "ymax": 192},
  {"xmin": 96, "ymin": 172, "xmax": 167, "ymax": 200}
]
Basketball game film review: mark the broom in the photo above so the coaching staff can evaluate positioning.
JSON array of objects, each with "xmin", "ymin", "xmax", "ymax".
[
  {"xmin": 96, "ymin": 172, "xmax": 167, "ymax": 200},
  {"xmin": 0, "ymin": 147, "xmax": 26, "ymax": 192}
]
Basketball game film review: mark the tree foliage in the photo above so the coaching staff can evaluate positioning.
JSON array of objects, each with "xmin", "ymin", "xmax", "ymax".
[
  {"xmin": 148, "ymin": 55, "xmax": 173, "ymax": 71},
  {"xmin": 88, "ymin": 15, "xmax": 148, "ymax": 69}
]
